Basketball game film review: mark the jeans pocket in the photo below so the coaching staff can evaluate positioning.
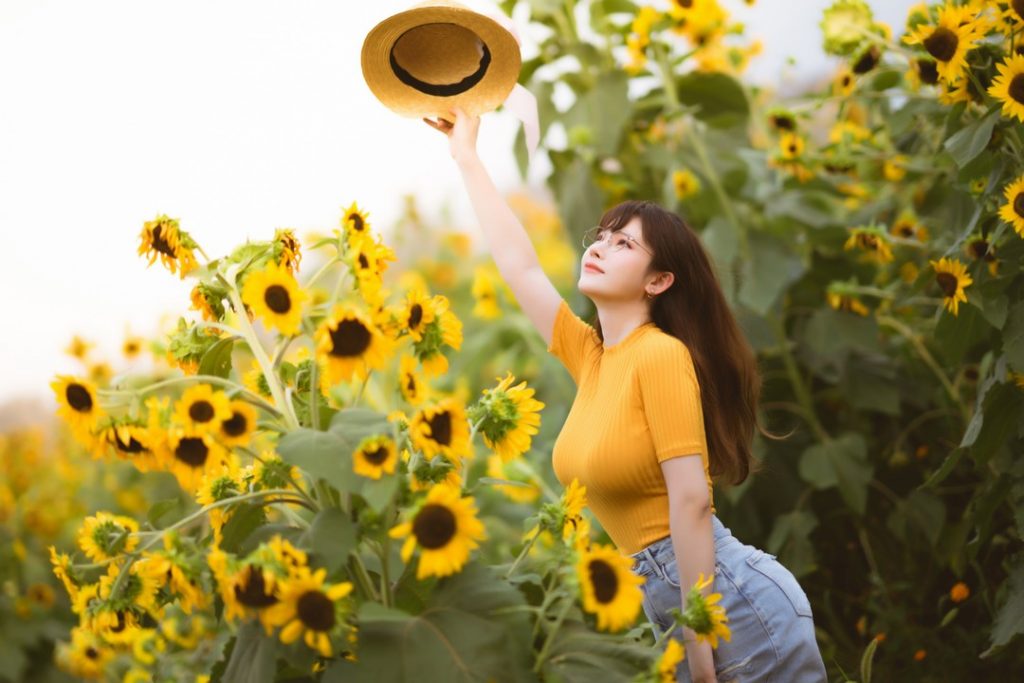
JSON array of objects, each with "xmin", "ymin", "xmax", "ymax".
[{"xmin": 745, "ymin": 551, "xmax": 814, "ymax": 618}]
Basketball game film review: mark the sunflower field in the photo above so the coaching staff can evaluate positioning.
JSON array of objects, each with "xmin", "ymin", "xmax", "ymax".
[{"xmin": 3, "ymin": 0, "xmax": 1024, "ymax": 681}]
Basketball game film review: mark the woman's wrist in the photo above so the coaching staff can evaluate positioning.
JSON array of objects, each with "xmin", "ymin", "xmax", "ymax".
[{"xmin": 454, "ymin": 149, "xmax": 481, "ymax": 170}]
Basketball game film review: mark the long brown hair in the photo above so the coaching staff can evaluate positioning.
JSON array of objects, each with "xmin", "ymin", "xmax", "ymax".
[{"xmin": 589, "ymin": 200, "xmax": 781, "ymax": 486}]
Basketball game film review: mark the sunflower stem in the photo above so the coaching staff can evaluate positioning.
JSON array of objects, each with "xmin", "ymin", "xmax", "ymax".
[
  {"xmin": 304, "ymin": 256, "xmax": 341, "ymax": 291},
  {"xmin": 349, "ymin": 552, "xmax": 380, "ymax": 603},
  {"xmin": 533, "ymin": 593, "xmax": 574, "ymax": 673},
  {"xmin": 98, "ymin": 375, "xmax": 280, "ymax": 418},
  {"xmin": 770, "ymin": 315, "xmax": 832, "ymax": 443},
  {"xmin": 505, "ymin": 532, "xmax": 538, "ymax": 579},
  {"xmin": 227, "ymin": 284, "xmax": 300, "ymax": 430},
  {"xmin": 876, "ymin": 314, "xmax": 966, "ymax": 420}
]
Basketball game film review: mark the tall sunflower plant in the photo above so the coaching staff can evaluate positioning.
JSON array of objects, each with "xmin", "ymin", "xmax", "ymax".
[
  {"xmin": 502, "ymin": 0, "xmax": 1024, "ymax": 676},
  {"xmin": 47, "ymin": 205, "xmax": 726, "ymax": 682}
]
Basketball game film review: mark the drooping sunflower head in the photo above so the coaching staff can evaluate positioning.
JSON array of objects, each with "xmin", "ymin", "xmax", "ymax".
[
  {"xmin": 576, "ymin": 543, "xmax": 645, "ymax": 632},
  {"xmin": 388, "ymin": 482, "xmax": 486, "ymax": 580},
  {"xmin": 686, "ymin": 572, "xmax": 732, "ymax": 648},
  {"xmin": 137, "ymin": 214, "xmax": 199, "ymax": 279},
  {"xmin": 241, "ymin": 260, "xmax": 308, "ymax": 337},
  {"xmin": 352, "ymin": 434, "xmax": 398, "ymax": 480},
  {"xmin": 273, "ymin": 228, "xmax": 302, "ymax": 274},
  {"xmin": 843, "ymin": 226, "xmax": 894, "ymax": 263},
  {"xmin": 190, "ymin": 282, "xmax": 226, "ymax": 322},
  {"xmin": 851, "ymin": 43, "xmax": 882, "ymax": 74}
]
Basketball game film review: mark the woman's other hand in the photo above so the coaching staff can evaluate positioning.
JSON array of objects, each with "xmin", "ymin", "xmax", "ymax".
[{"xmin": 423, "ymin": 106, "xmax": 479, "ymax": 166}]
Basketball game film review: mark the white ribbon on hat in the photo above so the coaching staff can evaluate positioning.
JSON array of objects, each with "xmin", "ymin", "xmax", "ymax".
[{"xmin": 480, "ymin": 9, "xmax": 541, "ymax": 165}]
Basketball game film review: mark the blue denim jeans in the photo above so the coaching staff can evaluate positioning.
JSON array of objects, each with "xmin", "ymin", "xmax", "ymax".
[{"xmin": 629, "ymin": 515, "xmax": 827, "ymax": 683}]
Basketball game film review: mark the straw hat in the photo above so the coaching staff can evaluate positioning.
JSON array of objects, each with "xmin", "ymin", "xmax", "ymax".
[{"xmin": 360, "ymin": 0, "xmax": 522, "ymax": 119}]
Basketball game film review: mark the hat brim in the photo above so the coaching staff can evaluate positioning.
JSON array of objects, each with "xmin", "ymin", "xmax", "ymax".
[{"xmin": 361, "ymin": 6, "xmax": 522, "ymax": 118}]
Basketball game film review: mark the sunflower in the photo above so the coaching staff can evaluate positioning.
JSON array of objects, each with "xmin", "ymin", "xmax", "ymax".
[
  {"xmin": 274, "ymin": 228, "xmax": 302, "ymax": 274},
  {"xmin": 137, "ymin": 214, "xmax": 199, "ymax": 279},
  {"xmin": 998, "ymin": 173, "xmax": 1024, "ymax": 236},
  {"xmin": 241, "ymin": 260, "xmax": 308, "ymax": 336},
  {"xmin": 907, "ymin": 57, "xmax": 939, "ymax": 90},
  {"xmin": 670, "ymin": 168, "xmax": 702, "ymax": 200},
  {"xmin": 50, "ymin": 546, "xmax": 82, "ymax": 601},
  {"xmin": 902, "ymin": 2, "xmax": 986, "ymax": 85},
  {"xmin": 59, "ymin": 626, "xmax": 114, "ymax": 680},
  {"xmin": 65, "ymin": 335, "xmax": 93, "ymax": 360},
  {"xmin": 352, "ymin": 434, "xmax": 398, "ymax": 480},
  {"xmin": 190, "ymin": 283, "xmax": 224, "ymax": 322},
  {"xmin": 929, "ymin": 257, "xmax": 973, "ymax": 316},
  {"xmin": 77, "ymin": 512, "xmax": 140, "ymax": 562},
  {"xmin": 315, "ymin": 304, "xmax": 394, "ymax": 385},
  {"xmin": 219, "ymin": 400, "xmax": 257, "ymax": 447},
  {"xmin": 101, "ymin": 421, "xmax": 157, "ymax": 469},
  {"xmin": 657, "ymin": 639, "xmax": 686, "ymax": 682},
  {"xmin": 122, "ymin": 334, "xmax": 144, "ymax": 359},
  {"xmin": 486, "ymin": 455, "xmax": 541, "ymax": 503},
  {"xmin": 243, "ymin": 358, "xmax": 273, "ymax": 399},
  {"xmin": 264, "ymin": 567, "xmax": 354, "ymax": 657},
  {"xmin": 196, "ymin": 462, "xmax": 244, "ymax": 544},
  {"xmin": 561, "ymin": 478, "xmax": 589, "ymax": 544},
  {"xmin": 766, "ymin": 108, "xmax": 796, "ymax": 132},
  {"xmin": 161, "ymin": 428, "xmax": 230, "ymax": 493},
  {"xmin": 965, "ymin": 234, "xmax": 999, "ymax": 276},
  {"xmin": 172, "ymin": 383, "xmax": 232, "ymax": 433},
  {"xmin": 471, "ymin": 266, "xmax": 502, "ymax": 319},
  {"xmin": 987, "ymin": 53, "xmax": 1024, "ymax": 122},
  {"xmin": 889, "ymin": 213, "xmax": 926, "ymax": 241},
  {"xmin": 401, "ymin": 286, "xmax": 437, "ymax": 342},
  {"xmin": 576, "ymin": 543, "xmax": 645, "ymax": 632},
  {"xmin": 686, "ymin": 572, "xmax": 732, "ymax": 648},
  {"xmin": 409, "ymin": 397, "xmax": 471, "ymax": 464},
  {"xmin": 347, "ymin": 234, "xmax": 397, "ymax": 306},
  {"xmin": 136, "ymin": 547, "xmax": 207, "ymax": 615},
  {"xmin": 414, "ymin": 296, "xmax": 463, "ymax": 377},
  {"xmin": 882, "ymin": 154, "xmax": 908, "ymax": 182},
  {"xmin": 51, "ymin": 375, "xmax": 104, "ymax": 443},
  {"xmin": 832, "ymin": 67, "xmax": 855, "ymax": 96},
  {"xmin": 844, "ymin": 227, "xmax": 894, "ymax": 263},
  {"xmin": 471, "ymin": 372, "xmax": 545, "ymax": 462},
  {"xmin": 398, "ymin": 353, "xmax": 430, "ymax": 405},
  {"xmin": 826, "ymin": 291, "xmax": 870, "ymax": 316},
  {"xmin": 340, "ymin": 201, "xmax": 372, "ymax": 244},
  {"xmin": 388, "ymin": 482, "xmax": 486, "ymax": 580},
  {"xmin": 851, "ymin": 43, "xmax": 881, "ymax": 74},
  {"xmin": 208, "ymin": 548, "xmax": 286, "ymax": 628},
  {"xmin": 778, "ymin": 132, "xmax": 804, "ymax": 159}
]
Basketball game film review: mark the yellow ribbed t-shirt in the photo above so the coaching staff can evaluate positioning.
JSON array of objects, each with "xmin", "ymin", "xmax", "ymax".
[{"xmin": 546, "ymin": 298, "xmax": 715, "ymax": 555}]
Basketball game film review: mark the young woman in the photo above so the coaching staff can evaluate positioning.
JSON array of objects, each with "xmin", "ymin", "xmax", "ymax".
[{"xmin": 425, "ymin": 107, "xmax": 828, "ymax": 683}]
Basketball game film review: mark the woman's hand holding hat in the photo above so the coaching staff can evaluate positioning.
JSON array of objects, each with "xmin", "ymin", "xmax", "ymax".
[{"xmin": 423, "ymin": 106, "xmax": 479, "ymax": 166}]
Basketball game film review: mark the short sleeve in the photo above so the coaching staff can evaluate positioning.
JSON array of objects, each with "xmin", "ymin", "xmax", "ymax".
[
  {"xmin": 637, "ymin": 338, "xmax": 707, "ymax": 463},
  {"xmin": 546, "ymin": 299, "xmax": 600, "ymax": 384}
]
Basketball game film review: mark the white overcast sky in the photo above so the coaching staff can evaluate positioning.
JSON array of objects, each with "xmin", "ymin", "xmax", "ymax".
[{"xmin": 0, "ymin": 0, "xmax": 914, "ymax": 407}]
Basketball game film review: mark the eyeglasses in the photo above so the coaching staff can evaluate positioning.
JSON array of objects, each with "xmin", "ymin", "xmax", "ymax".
[{"xmin": 581, "ymin": 226, "xmax": 652, "ymax": 256}]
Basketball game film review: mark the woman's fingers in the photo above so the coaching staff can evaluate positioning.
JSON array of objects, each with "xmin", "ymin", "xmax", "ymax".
[{"xmin": 422, "ymin": 117, "xmax": 452, "ymax": 134}]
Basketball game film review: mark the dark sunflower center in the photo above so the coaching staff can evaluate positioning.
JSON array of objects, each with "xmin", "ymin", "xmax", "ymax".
[
  {"xmin": 409, "ymin": 304, "xmax": 423, "ymax": 328},
  {"xmin": 363, "ymin": 445, "xmax": 390, "ymax": 465},
  {"xmin": 222, "ymin": 411, "xmax": 248, "ymax": 437},
  {"xmin": 897, "ymin": 224, "xmax": 915, "ymax": 238},
  {"xmin": 66, "ymin": 384, "xmax": 93, "ymax": 412},
  {"xmin": 189, "ymin": 400, "xmax": 215, "ymax": 423},
  {"xmin": 968, "ymin": 239, "xmax": 991, "ymax": 260},
  {"xmin": 675, "ymin": 0, "xmax": 693, "ymax": 8},
  {"xmin": 349, "ymin": 213, "xmax": 364, "ymax": 232},
  {"xmin": 297, "ymin": 590, "xmax": 336, "ymax": 631},
  {"xmin": 113, "ymin": 432, "xmax": 146, "ymax": 454},
  {"xmin": 235, "ymin": 567, "xmax": 277, "ymax": 608},
  {"xmin": 358, "ymin": 254, "xmax": 370, "ymax": 270},
  {"xmin": 405, "ymin": 374, "xmax": 417, "ymax": 394},
  {"xmin": 264, "ymin": 284, "xmax": 292, "ymax": 314},
  {"xmin": 412, "ymin": 503, "xmax": 457, "ymax": 549},
  {"xmin": 426, "ymin": 411, "xmax": 452, "ymax": 446},
  {"xmin": 1014, "ymin": 191, "xmax": 1024, "ymax": 218},
  {"xmin": 175, "ymin": 437, "xmax": 209, "ymax": 467},
  {"xmin": 588, "ymin": 559, "xmax": 619, "ymax": 604},
  {"xmin": 771, "ymin": 115, "xmax": 793, "ymax": 130},
  {"xmin": 1014, "ymin": 0, "xmax": 1024, "ymax": 21},
  {"xmin": 852, "ymin": 45, "xmax": 879, "ymax": 74},
  {"xmin": 109, "ymin": 610, "xmax": 127, "ymax": 633},
  {"xmin": 151, "ymin": 225, "xmax": 176, "ymax": 257},
  {"xmin": 328, "ymin": 319, "xmax": 372, "ymax": 357},
  {"xmin": 842, "ymin": 74, "xmax": 852, "ymax": 87},
  {"xmin": 917, "ymin": 59, "xmax": 939, "ymax": 85},
  {"xmin": 1008, "ymin": 74, "xmax": 1024, "ymax": 105},
  {"xmin": 935, "ymin": 272, "xmax": 959, "ymax": 297},
  {"xmin": 924, "ymin": 27, "xmax": 957, "ymax": 62},
  {"xmin": 787, "ymin": 143, "xmax": 797, "ymax": 154},
  {"xmin": 85, "ymin": 647, "xmax": 99, "ymax": 660}
]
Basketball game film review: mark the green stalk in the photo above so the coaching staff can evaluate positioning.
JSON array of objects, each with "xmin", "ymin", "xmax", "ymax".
[
  {"xmin": 876, "ymin": 314, "xmax": 966, "ymax": 420},
  {"xmin": 227, "ymin": 284, "xmax": 300, "ymax": 429},
  {"xmin": 505, "ymin": 532, "xmax": 538, "ymax": 579},
  {"xmin": 770, "ymin": 316, "xmax": 831, "ymax": 443},
  {"xmin": 533, "ymin": 594, "xmax": 573, "ymax": 673}
]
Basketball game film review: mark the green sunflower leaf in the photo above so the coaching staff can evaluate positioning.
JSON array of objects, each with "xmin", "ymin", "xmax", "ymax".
[
  {"xmin": 306, "ymin": 507, "xmax": 356, "ymax": 573},
  {"xmin": 221, "ymin": 621, "xmax": 277, "ymax": 683},
  {"xmin": 278, "ymin": 428, "xmax": 360, "ymax": 494},
  {"xmin": 198, "ymin": 337, "xmax": 235, "ymax": 379},
  {"xmin": 943, "ymin": 107, "xmax": 999, "ymax": 169}
]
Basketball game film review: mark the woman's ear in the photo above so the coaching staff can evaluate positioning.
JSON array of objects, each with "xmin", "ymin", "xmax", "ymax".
[{"xmin": 651, "ymin": 271, "xmax": 674, "ymax": 295}]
